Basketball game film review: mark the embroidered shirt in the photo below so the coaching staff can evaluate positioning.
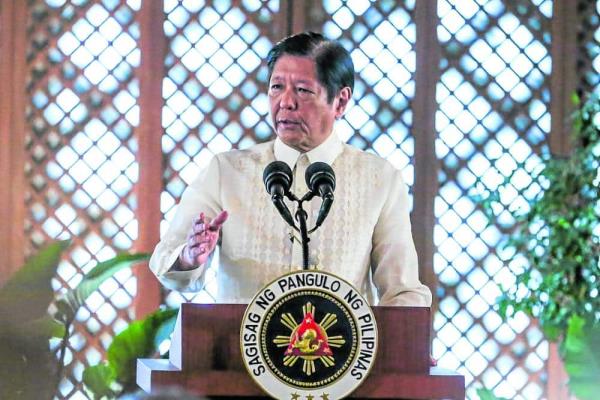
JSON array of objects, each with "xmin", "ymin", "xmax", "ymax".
[{"xmin": 149, "ymin": 132, "xmax": 432, "ymax": 306}]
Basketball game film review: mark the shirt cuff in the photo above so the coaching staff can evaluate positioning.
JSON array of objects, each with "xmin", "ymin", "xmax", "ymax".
[
  {"xmin": 165, "ymin": 243, "xmax": 188, "ymax": 273},
  {"xmin": 156, "ymin": 243, "xmax": 213, "ymax": 292}
]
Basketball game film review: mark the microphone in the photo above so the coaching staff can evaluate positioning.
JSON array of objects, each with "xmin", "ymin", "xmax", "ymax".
[
  {"xmin": 263, "ymin": 161, "xmax": 296, "ymax": 228},
  {"xmin": 305, "ymin": 162, "xmax": 336, "ymax": 228}
]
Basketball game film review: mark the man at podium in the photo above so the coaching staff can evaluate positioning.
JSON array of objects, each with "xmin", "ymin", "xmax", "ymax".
[{"xmin": 149, "ymin": 32, "xmax": 431, "ymax": 307}]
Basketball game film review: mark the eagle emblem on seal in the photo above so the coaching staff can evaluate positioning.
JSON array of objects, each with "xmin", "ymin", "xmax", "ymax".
[{"xmin": 272, "ymin": 302, "xmax": 346, "ymax": 376}]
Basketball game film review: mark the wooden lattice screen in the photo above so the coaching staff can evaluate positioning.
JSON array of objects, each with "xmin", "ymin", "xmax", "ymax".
[
  {"xmin": 0, "ymin": 0, "xmax": 597, "ymax": 398},
  {"xmin": 25, "ymin": 1, "xmax": 141, "ymax": 398},
  {"xmin": 433, "ymin": 1, "xmax": 552, "ymax": 398},
  {"xmin": 321, "ymin": 0, "xmax": 419, "ymax": 196},
  {"xmin": 160, "ymin": 0, "xmax": 282, "ymax": 307},
  {"xmin": 577, "ymin": 0, "xmax": 600, "ymax": 95}
]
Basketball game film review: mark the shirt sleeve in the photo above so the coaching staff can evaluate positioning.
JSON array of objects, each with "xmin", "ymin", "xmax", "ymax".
[
  {"xmin": 370, "ymin": 167, "xmax": 433, "ymax": 306},
  {"xmin": 149, "ymin": 155, "xmax": 222, "ymax": 292}
]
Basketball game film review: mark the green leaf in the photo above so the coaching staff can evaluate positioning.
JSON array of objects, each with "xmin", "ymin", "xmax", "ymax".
[
  {"xmin": 18, "ymin": 315, "xmax": 66, "ymax": 339},
  {"xmin": 563, "ymin": 316, "xmax": 600, "ymax": 400},
  {"xmin": 476, "ymin": 388, "xmax": 510, "ymax": 400},
  {"xmin": 0, "ymin": 323, "xmax": 58, "ymax": 400},
  {"xmin": 107, "ymin": 308, "xmax": 178, "ymax": 387},
  {"xmin": 55, "ymin": 253, "xmax": 149, "ymax": 322},
  {"xmin": 0, "ymin": 240, "xmax": 70, "ymax": 326},
  {"xmin": 541, "ymin": 322, "xmax": 561, "ymax": 342},
  {"xmin": 108, "ymin": 320, "xmax": 150, "ymax": 384},
  {"xmin": 153, "ymin": 313, "xmax": 178, "ymax": 350},
  {"xmin": 83, "ymin": 363, "xmax": 118, "ymax": 400},
  {"xmin": 0, "ymin": 241, "xmax": 69, "ymax": 400}
]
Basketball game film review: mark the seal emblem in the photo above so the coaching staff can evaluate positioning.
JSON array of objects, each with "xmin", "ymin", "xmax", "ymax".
[{"xmin": 241, "ymin": 270, "xmax": 378, "ymax": 399}]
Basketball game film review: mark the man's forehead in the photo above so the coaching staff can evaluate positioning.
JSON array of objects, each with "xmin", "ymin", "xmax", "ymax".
[{"xmin": 270, "ymin": 55, "xmax": 318, "ymax": 80}]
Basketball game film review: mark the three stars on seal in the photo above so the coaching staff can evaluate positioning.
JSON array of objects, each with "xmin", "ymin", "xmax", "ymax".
[{"xmin": 290, "ymin": 392, "xmax": 330, "ymax": 399}]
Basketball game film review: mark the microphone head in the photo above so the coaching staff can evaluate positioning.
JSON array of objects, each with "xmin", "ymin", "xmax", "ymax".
[
  {"xmin": 305, "ymin": 162, "xmax": 336, "ymax": 195},
  {"xmin": 263, "ymin": 161, "xmax": 293, "ymax": 196}
]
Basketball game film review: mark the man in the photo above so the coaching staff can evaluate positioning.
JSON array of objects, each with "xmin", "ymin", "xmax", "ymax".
[{"xmin": 150, "ymin": 32, "xmax": 432, "ymax": 306}]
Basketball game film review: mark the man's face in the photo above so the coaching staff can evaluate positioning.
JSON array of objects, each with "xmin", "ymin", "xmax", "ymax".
[{"xmin": 268, "ymin": 55, "xmax": 350, "ymax": 152}]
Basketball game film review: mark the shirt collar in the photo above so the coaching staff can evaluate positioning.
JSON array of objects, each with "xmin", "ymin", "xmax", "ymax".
[{"xmin": 273, "ymin": 127, "xmax": 344, "ymax": 169}]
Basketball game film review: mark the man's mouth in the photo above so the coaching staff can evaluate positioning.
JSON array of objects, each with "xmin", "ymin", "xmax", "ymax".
[{"xmin": 277, "ymin": 119, "xmax": 300, "ymax": 128}]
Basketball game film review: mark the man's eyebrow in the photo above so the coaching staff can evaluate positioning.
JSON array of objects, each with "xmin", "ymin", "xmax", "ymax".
[
  {"xmin": 294, "ymin": 79, "xmax": 316, "ymax": 85},
  {"xmin": 269, "ymin": 75, "xmax": 316, "ymax": 85}
]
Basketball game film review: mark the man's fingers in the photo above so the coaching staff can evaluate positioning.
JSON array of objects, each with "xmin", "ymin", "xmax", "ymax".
[
  {"xmin": 183, "ymin": 211, "xmax": 224, "ymax": 267},
  {"xmin": 193, "ymin": 212, "xmax": 205, "ymax": 225},
  {"xmin": 190, "ymin": 246, "xmax": 204, "ymax": 257},
  {"xmin": 187, "ymin": 237, "xmax": 201, "ymax": 249},
  {"xmin": 192, "ymin": 211, "xmax": 227, "ymax": 233},
  {"xmin": 208, "ymin": 210, "xmax": 229, "ymax": 231},
  {"xmin": 186, "ymin": 210, "xmax": 226, "ymax": 262},
  {"xmin": 193, "ymin": 213, "xmax": 206, "ymax": 229},
  {"xmin": 189, "ymin": 234, "xmax": 212, "ymax": 247}
]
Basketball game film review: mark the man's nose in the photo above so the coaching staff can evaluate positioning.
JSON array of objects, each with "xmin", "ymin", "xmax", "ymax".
[{"xmin": 279, "ymin": 87, "xmax": 296, "ymax": 109}]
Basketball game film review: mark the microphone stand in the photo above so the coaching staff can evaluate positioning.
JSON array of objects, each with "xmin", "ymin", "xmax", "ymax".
[
  {"xmin": 295, "ymin": 207, "xmax": 310, "ymax": 270},
  {"xmin": 265, "ymin": 161, "xmax": 335, "ymax": 272},
  {"xmin": 287, "ymin": 193, "xmax": 315, "ymax": 271}
]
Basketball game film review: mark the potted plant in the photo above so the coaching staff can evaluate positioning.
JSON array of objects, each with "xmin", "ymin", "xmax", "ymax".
[
  {"xmin": 0, "ymin": 241, "xmax": 174, "ymax": 399},
  {"xmin": 477, "ymin": 94, "xmax": 599, "ymax": 399}
]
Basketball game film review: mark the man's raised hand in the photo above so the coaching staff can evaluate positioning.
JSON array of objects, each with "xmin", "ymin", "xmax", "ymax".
[{"xmin": 178, "ymin": 210, "xmax": 228, "ymax": 270}]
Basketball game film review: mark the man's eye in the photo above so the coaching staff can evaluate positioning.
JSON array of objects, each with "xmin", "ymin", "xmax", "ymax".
[
  {"xmin": 270, "ymin": 84, "xmax": 282, "ymax": 90},
  {"xmin": 298, "ymin": 87, "xmax": 312, "ymax": 94}
]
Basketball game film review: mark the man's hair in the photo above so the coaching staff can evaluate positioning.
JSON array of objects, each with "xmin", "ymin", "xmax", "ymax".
[{"xmin": 266, "ymin": 32, "xmax": 354, "ymax": 103}]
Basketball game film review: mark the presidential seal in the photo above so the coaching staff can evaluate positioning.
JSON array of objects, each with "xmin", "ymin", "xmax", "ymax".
[{"xmin": 240, "ymin": 270, "xmax": 378, "ymax": 400}]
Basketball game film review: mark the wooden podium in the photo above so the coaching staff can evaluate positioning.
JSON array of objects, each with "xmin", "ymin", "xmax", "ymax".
[{"xmin": 137, "ymin": 303, "xmax": 464, "ymax": 399}]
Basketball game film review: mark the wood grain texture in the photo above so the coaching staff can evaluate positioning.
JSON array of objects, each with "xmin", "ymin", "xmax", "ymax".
[
  {"xmin": 0, "ymin": 0, "xmax": 27, "ymax": 285},
  {"xmin": 133, "ymin": 0, "xmax": 165, "ymax": 317},
  {"xmin": 413, "ymin": 0, "xmax": 440, "ymax": 305},
  {"xmin": 138, "ymin": 303, "xmax": 464, "ymax": 399}
]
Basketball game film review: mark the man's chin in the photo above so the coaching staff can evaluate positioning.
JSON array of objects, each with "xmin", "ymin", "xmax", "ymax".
[
  {"xmin": 277, "ymin": 132, "xmax": 311, "ymax": 152},
  {"xmin": 277, "ymin": 130, "xmax": 303, "ymax": 142}
]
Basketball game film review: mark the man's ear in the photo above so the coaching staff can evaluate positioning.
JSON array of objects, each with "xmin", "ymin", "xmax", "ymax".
[{"xmin": 334, "ymin": 87, "xmax": 352, "ymax": 119}]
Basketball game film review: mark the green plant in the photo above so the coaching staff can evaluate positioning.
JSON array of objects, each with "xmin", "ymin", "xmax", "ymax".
[
  {"xmin": 0, "ymin": 241, "xmax": 69, "ymax": 399},
  {"xmin": 0, "ymin": 241, "xmax": 150, "ymax": 399},
  {"xmin": 476, "ymin": 388, "xmax": 509, "ymax": 400},
  {"xmin": 479, "ymin": 94, "xmax": 600, "ymax": 399},
  {"xmin": 82, "ymin": 307, "xmax": 177, "ymax": 399}
]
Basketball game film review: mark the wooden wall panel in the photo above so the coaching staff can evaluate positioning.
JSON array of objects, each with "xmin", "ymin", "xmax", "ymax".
[
  {"xmin": 413, "ymin": 0, "xmax": 440, "ymax": 303},
  {"xmin": 134, "ymin": 0, "xmax": 165, "ymax": 317},
  {"xmin": 550, "ymin": 0, "xmax": 577, "ymax": 157},
  {"xmin": 0, "ymin": 0, "xmax": 27, "ymax": 285},
  {"xmin": 547, "ymin": 0, "xmax": 578, "ymax": 398}
]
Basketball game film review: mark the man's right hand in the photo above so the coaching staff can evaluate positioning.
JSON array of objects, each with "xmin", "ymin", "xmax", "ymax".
[{"xmin": 178, "ymin": 210, "xmax": 228, "ymax": 270}]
